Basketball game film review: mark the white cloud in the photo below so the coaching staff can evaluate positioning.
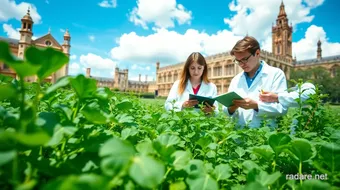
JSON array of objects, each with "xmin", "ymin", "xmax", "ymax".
[
  {"xmin": 80, "ymin": 53, "xmax": 117, "ymax": 70},
  {"xmin": 129, "ymin": 0, "xmax": 192, "ymax": 29},
  {"xmin": 3, "ymin": 23, "xmax": 37, "ymax": 40},
  {"xmin": 70, "ymin": 55, "xmax": 77, "ymax": 60},
  {"xmin": 110, "ymin": 28, "xmax": 243, "ymax": 65},
  {"xmin": 223, "ymin": 0, "xmax": 324, "ymax": 42},
  {"xmin": 68, "ymin": 62, "xmax": 82, "ymax": 75},
  {"xmin": 98, "ymin": 0, "xmax": 117, "ymax": 8},
  {"xmin": 60, "ymin": 28, "xmax": 65, "ymax": 33},
  {"xmin": 3, "ymin": 24, "xmax": 20, "ymax": 39},
  {"xmin": 131, "ymin": 64, "xmax": 152, "ymax": 71},
  {"xmin": 89, "ymin": 35, "xmax": 95, "ymax": 42},
  {"xmin": 293, "ymin": 25, "xmax": 340, "ymax": 60},
  {"xmin": 0, "ymin": 0, "xmax": 42, "ymax": 23}
]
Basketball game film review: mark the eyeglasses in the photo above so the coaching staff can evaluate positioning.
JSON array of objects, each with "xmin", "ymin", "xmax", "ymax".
[{"xmin": 233, "ymin": 54, "xmax": 253, "ymax": 65}]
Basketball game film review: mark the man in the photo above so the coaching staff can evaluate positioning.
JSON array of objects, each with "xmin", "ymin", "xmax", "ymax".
[
  {"xmin": 260, "ymin": 82, "xmax": 316, "ymax": 107},
  {"xmin": 223, "ymin": 36, "xmax": 288, "ymax": 128}
]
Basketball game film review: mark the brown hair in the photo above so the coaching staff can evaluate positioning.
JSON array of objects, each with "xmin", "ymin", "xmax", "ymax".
[
  {"xmin": 231, "ymin": 36, "xmax": 260, "ymax": 56},
  {"xmin": 178, "ymin": 52, "xmax": 210, "ymax": 95}
]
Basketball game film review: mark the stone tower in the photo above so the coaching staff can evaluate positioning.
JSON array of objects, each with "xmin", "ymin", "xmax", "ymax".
[
  {"xmin": 272, "ymin": 1, "xmax": 293, "ymax": 60},
  {"xmin": 317, "ymin": 39, "xmax": 322, "ymax": 60},
  {"xmin": 53, "ymin": 29, "xmax": 71, "ymax": 82},
  {"xmin": 19, "ymin": 8, "xmax": 34, "ymax": 81}
]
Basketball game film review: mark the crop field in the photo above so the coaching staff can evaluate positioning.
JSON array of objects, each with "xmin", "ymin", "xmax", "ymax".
[{"xmin": 0, "ymin": 42, "xmax": 340, "ymax": 189}]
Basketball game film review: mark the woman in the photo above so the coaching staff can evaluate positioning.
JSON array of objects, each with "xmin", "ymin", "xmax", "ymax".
[{"xmin": 165, "ymin": 52, "xmax": 218, "ymax": 115}]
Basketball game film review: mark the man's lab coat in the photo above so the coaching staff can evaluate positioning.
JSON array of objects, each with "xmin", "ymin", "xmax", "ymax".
[
  {"xmin": 223, "ymin": 61, "xmax": 288, "ymax": 128},
  {"xmin": 165, "ymin": 80, "xmax": 219, "ymax": 113},
  {"xmin": 278, "ymin": 82, "xmax": 316, "ymax": 107}
]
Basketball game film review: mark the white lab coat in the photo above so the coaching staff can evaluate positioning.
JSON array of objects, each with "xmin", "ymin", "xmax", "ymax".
[
  {"xmin": 223, "ymin": 61, "xmax": 288, "ymax": 128},
  {"xmin": 165, "ymin": 80, "xmax": 219, "ymax": 113},
  {"xmin": 278, "ymin": 82, "xmax": 316, "ymax": 107}
]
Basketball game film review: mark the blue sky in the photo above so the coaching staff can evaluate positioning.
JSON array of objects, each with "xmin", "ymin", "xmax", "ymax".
[{"xmin": 1, "ymin": 0, "xmax": 340, "ymax": 81}]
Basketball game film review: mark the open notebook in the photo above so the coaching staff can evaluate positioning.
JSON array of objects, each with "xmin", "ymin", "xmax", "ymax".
[{"xmin": 189, "ymin": 92, "xmax": 243, "ymax": 108}]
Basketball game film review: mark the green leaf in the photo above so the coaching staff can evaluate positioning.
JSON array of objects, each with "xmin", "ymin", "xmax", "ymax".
[
  {"xmin": 252, "ymin": 145, "xmax": 274, "ymax": 161},
  {"xmin": 42, "ymin": 173, "xmax": 110, "ymax": 190},
  {"xmin": 15, "ymin": 132, "xmax": 50, "ymax": 146},
  {"xmin": 268, "ymin": 133, "xmax": 291, "ymax": 154},
  {"xmin": 81, "ymin": 102, "xmax": 109, "ymax": 124},
  {"xmin": 70, "ymin": 75, "xmax": 97, "ymax": 100},
  {"xmin": 46, "ymin": 125, "xmax": 77, "ymax": 147},
  {"xmin": 37, "ymin": 112, "xmax": 61, "ymax": 136},
  {"xmin": 243, "ymin": 182, "xmax": 266, "ymax": 190},
  {"xmin": 100, "ymin": 156, "xmax": 131, "ymax": 176},
  {"xmin": 25, "ymin": 47, "xmax": 69, "ymax": 80},
  {"xmin": 318, "ymin": 142, "xmax": 340, "ymax": 173},
  {"xmin": 186, "ymin": 174, "xmax": 219, "ymax": 190},
  {"xmin": 99, "ymin": 137, "xmax": 135, "ymax": 157},
  {"xmin": 0, "ymin": 150, "xmax": 16, "ymax": 166},
  {"xmin": 115, "ymin": 113, "xmax": 134, "ymax": 124},
  {"xmin": 0, "ymin": 83, "xmax": 17, "ymax": 100},
  {"xmin": 298, "ymin": 179, "xmax": 331, "ymax": 190},
  {"xmin": 169, "ymin": 181, "xmax": 186, "ymax": 190},
  {"xmin": 121, "ymin": 127, "xmax": 138, "ymax": 140},
  {"xmin": 116, "ymin": 99, "xmax": 133, "ymax": 111},
  {"xmin": 242, "ymin": 160, "xmax": 261, "ymax": 173},
  {"xmin": 185, "ymin": 160, "xmax": 206, "ymax": 178},
  {"xmin": 171, "ymin": 151, "xmax": 191, "ymax": 171},
  {"xmin": 45, "ymin": 76, "xmax": 70, "ymax": 94},
  {"xmin": 214, "ymin": 164, "xmax": 232, "ymax": 181},
  {"xmin": 235, "ymin": 147, "xmax": 246, "ymax": 158},
  {"xmin": 289, "ymin": 139, "xmax": 315, "ymax": 162},
  {"xmin": 136, "ymin": 141, "xmax": 156, "ymax": 155},
  {"xmin": 257, "ymin": 171, "xmax": 281, "ymax": 186},
  {"xmin": 156, "ymin": 134, "xmax": 181, "ymax": 148},
  {"xmin": 0, "ymin": 41, "xmax": 41, "ymax": 77},
  {"xmin": 129, "ymin": 155, "xmax": 165, "ymax": 189}
]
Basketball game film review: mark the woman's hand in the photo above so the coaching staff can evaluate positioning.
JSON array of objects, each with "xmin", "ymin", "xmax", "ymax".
[
  {"xmin": 202, "ymin": 102, "xmax": 215, "ymax": 115},
  {"xmin": 182, "ymin": 100, "xmax": 199, "ymax": 108}
]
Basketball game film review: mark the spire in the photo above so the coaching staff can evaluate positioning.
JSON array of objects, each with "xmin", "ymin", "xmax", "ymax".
[
  {"xmin": 48, "ymin": 27, "xmax": 51, "ymax": 34},
  {"xmin": 278, "ymin": 1, "xmax": 287, "ymax": 17},
  {"xmin": 317, "ymin": 39, "xmax": 322, "ymax": 60},
  {"xmin": 64, "ymin": 29, "xmax": 70, "ymax": 37}
]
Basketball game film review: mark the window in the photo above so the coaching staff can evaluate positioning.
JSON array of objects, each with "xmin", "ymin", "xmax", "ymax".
[
  {"xmin": 277, "ymin": 45, "xmax": 280, "ymax": 54},
  {"xmin": 45, "ymin": 40, "xmax": 52, "ymax": 46},
  {"xmin": 3, "ymin": 63, "xmax": 9, "ymax": 69}
]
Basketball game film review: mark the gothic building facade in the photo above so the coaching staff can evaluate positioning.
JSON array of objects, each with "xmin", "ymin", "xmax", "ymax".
[
  {"xmin": 85, "ymin": 67, "xmax": 157, "ymax": 93},
  {"xmin": 0, "ymin": 9, "xmax": 71, "ymax": 83}
]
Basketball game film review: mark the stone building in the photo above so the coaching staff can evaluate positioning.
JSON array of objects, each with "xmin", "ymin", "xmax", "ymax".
[
  {"xmin": 0, "ymin": 9, "xmax": 71, "ymax": 83},
  {"xmin": 85, "ymin": 67, "xmax": 157, "ymax": 94},
  {"xmin": 293, "ymin": 40, "xmax": 340, "ymax": 77}
]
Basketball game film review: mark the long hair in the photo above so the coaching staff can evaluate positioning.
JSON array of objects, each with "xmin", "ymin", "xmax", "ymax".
[{"xmin": 178, "ymin": 52, "xmax": 210, "ymax": 95}]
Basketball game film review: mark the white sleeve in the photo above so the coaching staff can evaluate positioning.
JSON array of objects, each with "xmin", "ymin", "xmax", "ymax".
[
  {"xmin": 278, "ymin": 82, "xmax": 316, "ymax": 107},
  {"xmin": 164, "ymin": 81, "xmax": 183, "ymax": 112},
  {"xmin": 257, "ymin": 70, "xmax": 288, "ymax": 116}
]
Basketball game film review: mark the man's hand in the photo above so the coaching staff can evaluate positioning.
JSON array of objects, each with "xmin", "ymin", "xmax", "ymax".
[
  {"xmin": 182, "ymin": 99, "xmax": 199, "ymax": 108},
  {"xmin": 259, "ymin": 91, "xmax": 279, "ymax": 103},
  {"xmin": 233, "ymin": 98, "xmax": 258, "ymax": 110},
  {"xmin": 202, "ymin": 102, "xmax": 215, "ymax": 115}
]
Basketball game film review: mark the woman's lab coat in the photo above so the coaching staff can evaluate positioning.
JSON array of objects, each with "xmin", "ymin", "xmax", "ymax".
[
  {"xmin": 165, "ymin": 80, "xmax": 219, "ymax": 113},
  {"xmin": 223, "ymin": 61, "xmax": 288, "ymax": 128}
]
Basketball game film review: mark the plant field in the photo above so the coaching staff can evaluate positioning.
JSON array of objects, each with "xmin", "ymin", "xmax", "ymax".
[{"xmin": 0, "ymin": 41, "xmax": 340, "ymax": 190}]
